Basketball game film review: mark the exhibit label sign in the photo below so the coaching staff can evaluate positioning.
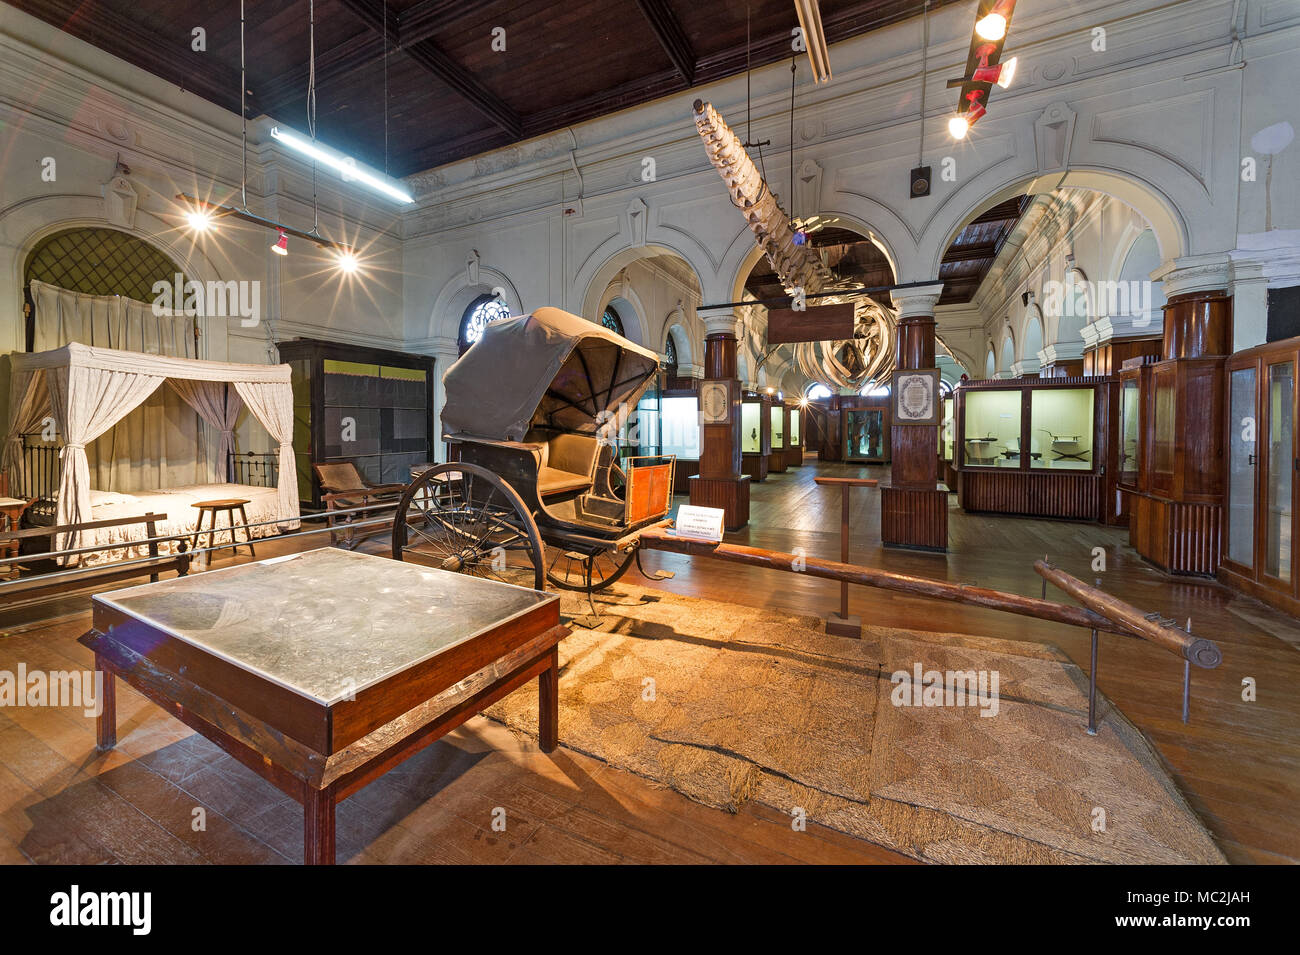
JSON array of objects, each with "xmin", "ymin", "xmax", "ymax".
[
  {"xmin": 891, "ymin": 368, "xmax": 942, "ymax": 425},
  {"xmin": 673, "ymin": 505, "xmax": 726, "ymax": 542}
]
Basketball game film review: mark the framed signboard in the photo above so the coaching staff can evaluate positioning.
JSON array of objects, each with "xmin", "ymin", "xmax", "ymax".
[
  {"xmin": 892, "ymin": 368, "xmax": 942, "ymax": 425},
  {"xmin": 700, "ymin": 380, "xmax": 731, "ymax": 424}
]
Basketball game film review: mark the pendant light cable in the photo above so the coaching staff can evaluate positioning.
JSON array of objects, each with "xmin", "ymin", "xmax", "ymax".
[
  {"xmin": 918, "ymin": 0, "xmax": 930, "ymax": 167},
  {"xmin": 240, "ymin": 0, "xmax": 247, "ymax": 211},
  {"xmin": 383, "ymin": 0, "xmax": 389, "ymax": 175},
  {"xmin": 307, "ymin": 0, "xmax": 319, "ymax": 235}
]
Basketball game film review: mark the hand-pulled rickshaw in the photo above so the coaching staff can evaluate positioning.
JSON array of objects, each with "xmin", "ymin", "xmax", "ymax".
[{"xmin": 392, "ymin": 307, "xmax": 675, "ymax": 594}]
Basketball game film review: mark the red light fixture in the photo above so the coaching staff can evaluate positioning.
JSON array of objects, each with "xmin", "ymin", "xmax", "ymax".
[{"xmin": 271, "ymin": 229, "xmax": 288, "ymax": 256}]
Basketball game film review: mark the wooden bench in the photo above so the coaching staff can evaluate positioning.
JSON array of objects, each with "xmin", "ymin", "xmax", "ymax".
[
  {"xmin": 0, "ymin": 512, "xmax": 191, "ymax": 604},
  {"xmin": 314, "ymin": 462, "xmax": 407, "ymax": 549}
]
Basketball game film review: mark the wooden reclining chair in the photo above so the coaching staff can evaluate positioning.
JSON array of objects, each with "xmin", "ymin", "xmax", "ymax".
[{"xmin": 313, "ymin": 461, "xmax": 408, "ymax": 549}]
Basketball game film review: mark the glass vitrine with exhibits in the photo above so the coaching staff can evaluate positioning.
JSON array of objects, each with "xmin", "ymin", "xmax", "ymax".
[
  {"xmin": 659, "ymin": 395, "xmax": 699, "ymax": 460},
  {"xmin": 1118, "ymin": 375, "xmax": 1141, "ymax": 486},
  {"xmin": 844, "ymin": 406, "xmax": 889, "ymax": 462},
  {"xmin": 956, "ymin": 377, "xmax": 1113, "ymax": 522},
  {"xmin": 961, "ymin": 389, "xmax": 1021, "ymax": 468},
  {"xmin": 790, "ymin": 407, "xmax": 801, "ymax": 446},
  {"xmin": 770, "ymin": 404, "xmax": 786, "ymax": 450},
  {"xmin": 741, "ymin": 399, "xmax": 762, "ymax": 454},
  {"xmin": 1031, "ymin": 388, "xmax": 1095, "ymax": 469},
  {"xmin": 939, "ymin": 396, "xmax": 955, "ymax": 461}
]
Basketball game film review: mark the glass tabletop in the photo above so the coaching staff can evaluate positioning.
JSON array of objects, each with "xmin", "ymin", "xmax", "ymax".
[{"xmin": 96, "ymin": 548, "xmax": 556, "ymax": 705}]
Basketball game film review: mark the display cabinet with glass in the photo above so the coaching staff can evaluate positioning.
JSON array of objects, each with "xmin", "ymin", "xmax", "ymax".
[
  {"xmin": 843, "ymin": 403, "xmax": 890, "ymax": 463},
  {"xmin": 956, "ymin": 377, "xmax": 1116, "ymax": 522},
  {"xmin": 740, "ymin": 393, "xmax": 769, "ymax": 481},
  {"xmin": 1031, "ymin": 388, "xmax": 1095, "ymax": 469},
  {"xmin": 1221, "ymin": 337, "xmax": 1300, "ymax": 618},
  {"xmin": 787, "ymin": 405, "xmax": 803, "ymax": 466},
  {"xmin": 1118, "ymin": 371, "xmax": 1143, "ymax": 488},
  {"xmin": 961, "ymin": 389, "xmax": 1021, "ymax": 468},
  {"xmin": 768, "ymin": 400, "xmax": 788, "ymax": 472}
]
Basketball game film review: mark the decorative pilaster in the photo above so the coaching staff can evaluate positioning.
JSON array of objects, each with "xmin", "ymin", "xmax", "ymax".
[
  {"xmin": 880, "ymin": 284, "xmax": 947, "ymax": 551},
  {"xmin": 689, "ymin": 312, "xmax": 750, "ymax": 529},
  {"xmin": 428, "ymin": 335, "xmax": 461, "ymax": 460}
]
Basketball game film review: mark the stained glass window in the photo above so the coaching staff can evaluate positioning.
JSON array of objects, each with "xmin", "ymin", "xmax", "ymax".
[
  {"xmin": 460, "ymin": 294, "xmax": 510, "ymax": 351},
  {"xmin": 601, "ymin": 306, "xmax": 625, "ymax": 337},
  {"xmin": 665, "ymin": 333, "xmax": 678, "ymax": 370}
]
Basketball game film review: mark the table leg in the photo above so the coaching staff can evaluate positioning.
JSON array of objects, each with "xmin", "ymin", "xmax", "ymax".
[
  {"xmin": 95, "ymin": 656, "xmax": 117, "ymax": 751},
  {"xmin": 538, "ymin": 645, "xmax": 559, "ymax": 753},
  {"xmin": 237, "ymin": 504, "xmax": 256, "ymax": 557},
  {"xmin": 303, "ymin": 785, "xmax": 336, "ymax": 865}
]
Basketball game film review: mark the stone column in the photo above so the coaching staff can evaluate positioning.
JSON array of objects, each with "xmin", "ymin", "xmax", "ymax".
[
  {"xmin": 688, "ymin": 312, "xmax": 750, "ymax": 529},
  {"xmin": 880, "ymin": 284, "xmax": 947, "ymax": 551}
]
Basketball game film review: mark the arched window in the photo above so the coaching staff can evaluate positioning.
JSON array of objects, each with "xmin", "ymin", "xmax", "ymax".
[
  {"xmin": 664, "ymin": 333, "xmax": 679, "ymax": 372},
  {"xmin": 805, "ymin": 382, "xmax": 832, "ymax": 400},
  {"xmin": 860, "ymin": 380, "xmax": 890, "ymax": 397},
  {"xmin": 939, "ymin": 378, "xmax": 955, "ymax": 399},
  {"xmin": 601, "ymin": 305, "xmax": 625, "ymax": 337},
  {"xmin": 459, "ymin": 294, "xmax": 510, "ymax": 352}
]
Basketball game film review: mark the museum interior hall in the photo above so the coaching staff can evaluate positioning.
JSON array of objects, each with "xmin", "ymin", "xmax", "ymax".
[{"xmin": 0, "ymin": 0, "xmax": 1297, "ymax": 877}]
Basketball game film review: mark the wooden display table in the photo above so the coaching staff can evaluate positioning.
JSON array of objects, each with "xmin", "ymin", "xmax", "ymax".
[{"xmin": 81, "ymin": 548, "xmax": 566, "ymax": 864}]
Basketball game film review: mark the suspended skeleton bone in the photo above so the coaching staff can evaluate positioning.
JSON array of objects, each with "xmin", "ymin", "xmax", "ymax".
[{"xmin": 694, "ymin": 100, "xmax": 898, "ymax": 391}]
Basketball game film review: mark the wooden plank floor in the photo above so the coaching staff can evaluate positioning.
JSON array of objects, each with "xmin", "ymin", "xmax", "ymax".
[{"xmin": 1, "ymin": 458, "xmax": 1296, "ymax": 864}]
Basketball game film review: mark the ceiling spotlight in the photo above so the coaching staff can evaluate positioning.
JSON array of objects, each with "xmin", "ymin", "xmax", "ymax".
[
  {"xmin": 948, "ymin": 115, "xmax": 970, "ymax": 140},
  {"xmin": 336, "ymin": 249, "xmax": 359, "ymax": 273},
  {"xmin": 272, "ymin": 229, "xmax": 288, "ymax": 256},
  {"xmin": 975, "ymin": 12, "xmax": 1007, "ymax": 41},
  {"xmin": 996, "ymin": 56, "xmax": 1018, "ymax": 88},
  {"xmin": 185, "ymin": 209, "xmax": 214, "ymax": 232}
]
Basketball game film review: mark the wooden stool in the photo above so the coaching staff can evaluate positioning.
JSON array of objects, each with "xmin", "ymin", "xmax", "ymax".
[{"xmin": 191, "ymin": 499, "xmax": 256, "ymax": 558}]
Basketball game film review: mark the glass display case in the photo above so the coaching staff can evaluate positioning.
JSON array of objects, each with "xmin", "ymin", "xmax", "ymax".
[
  {"xmin": 844, "ymin": 408, "xmax": 888, "ymax": 462},
  {"xmin": 631, "ymin": 378, "xmax": 661, "ymax": 457},
  {"xmin": 939, "ymin": 396, "xmax": 955, "ymax": 461},
  {"xmin": 741, "ymin": 400, "xmax": 762, "ymax": 454},
  {"xmin": 790, "ymin": 408, "xmax": 801, "ymax": 446},
  {"xmin": 962, "ymin": 389, "xmax": 1021, "ymax": 467},
  {"xmin": 770, "ymin": 404, "xmax": 786, "ymax": 449},
  {"xmin": 1031, "ymin": 388, "xmax": 1095, "ymax": 469},
  {"xmin": 659, "ymin": 395, "xmax": 699, "ymax": 459},
  {"xmin": 956, "ymin": 377, "xmax": 1113, "ymax": 523},
  {"xmin": 1119, "ymin": 376, "xmax": 1140, "ymax": 486}
]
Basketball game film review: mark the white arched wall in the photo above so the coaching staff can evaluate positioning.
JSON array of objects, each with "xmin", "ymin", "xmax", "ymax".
[
  {"xmin": 1020, "ymin": 306, "xmax": 1044, "ymax": 372},
  {"xmin": 999, "ymin": 333, "xmax": 1016, "ymax": 377},
  {"xmin": 599, "ymin": 288, "xmax": 648, "ymax": 346}
]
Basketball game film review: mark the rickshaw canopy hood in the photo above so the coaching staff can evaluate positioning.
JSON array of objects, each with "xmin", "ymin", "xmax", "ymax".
[{"xmin": 441, "ymin": 306, "xmax": 662, "ymax": 443}]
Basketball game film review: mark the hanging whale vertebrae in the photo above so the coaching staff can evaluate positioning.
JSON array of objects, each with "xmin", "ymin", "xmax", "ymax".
[{"xmin": 692, "ymin": 99, "xmax": 897, "ymax": 391}]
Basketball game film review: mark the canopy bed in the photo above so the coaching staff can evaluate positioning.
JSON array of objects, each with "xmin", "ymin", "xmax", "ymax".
[{"xmin": 4, "ymin": 342, "xmax": 299, "ymax": 565}]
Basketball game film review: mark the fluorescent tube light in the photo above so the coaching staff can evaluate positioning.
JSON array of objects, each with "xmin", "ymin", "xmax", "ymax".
[{"xmin": 270, "ymin": 126, "xmax": 414, "ymax": 204}]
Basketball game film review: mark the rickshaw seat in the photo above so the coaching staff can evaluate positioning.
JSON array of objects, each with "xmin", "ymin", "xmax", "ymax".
[{"xmin": 533, "ymin": 432, "xmax": 600, "ymax": 498}]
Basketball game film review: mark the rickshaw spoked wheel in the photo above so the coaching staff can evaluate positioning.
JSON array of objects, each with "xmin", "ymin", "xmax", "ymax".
[
  {"xmin": 392, "ymin": 462, "xmax": 546, "ymax": 591},
  {"xmin": 545, "ymin": 545, "xmax": 636, "ymax": 593}
]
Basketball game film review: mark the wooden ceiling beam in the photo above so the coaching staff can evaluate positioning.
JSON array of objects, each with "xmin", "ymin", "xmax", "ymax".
[
  {"xmin": 633, "ymin": 0, "xmax": 696, "ymax": 85},
  {"xmin": 941, "ymin": 242, "xmax": 1001, "ymax": 264},
  {"xmin": 399, "ymin": 0, "xmax": 494, "ymax": 48},
  {"xmin": 335, "ymin": 0, "xmax": 522, "ymax": 140}
]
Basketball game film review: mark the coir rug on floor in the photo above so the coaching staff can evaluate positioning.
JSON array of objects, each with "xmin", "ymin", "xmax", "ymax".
[{"xmin": 485, "ymin": 584, "xmax": 1225, "ymax": 864}]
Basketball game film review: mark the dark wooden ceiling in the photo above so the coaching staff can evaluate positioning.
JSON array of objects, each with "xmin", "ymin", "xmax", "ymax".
[
  {"xmin": 7, "ymin": 0, "xmax": 963, "ymax": 176},
  {"xmin": 937, "ymin": 195, "xmax": 1030, "ymax": 305}
]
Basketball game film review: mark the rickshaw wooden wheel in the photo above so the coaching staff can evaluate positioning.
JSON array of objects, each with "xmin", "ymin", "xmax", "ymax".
[
  {"xmin": 392, "ymin": 462, "xmax": 546, "ymax": 591},
  {"xmin": 545, "ymin": 545, "xmax": 637, "ymax": 592}
]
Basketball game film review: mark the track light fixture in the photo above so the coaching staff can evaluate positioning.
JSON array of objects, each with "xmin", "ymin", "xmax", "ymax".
[
  {"xmin": 947, "ymin": 1, "xmax": 1018, "ymax": 139},
  {"xmin": 271, "ymin": 229, "xmax": 289, "ymax": 256},
  {"xmin": 176, "ymin": 194, "xmax": 360, "ymax": 273}
]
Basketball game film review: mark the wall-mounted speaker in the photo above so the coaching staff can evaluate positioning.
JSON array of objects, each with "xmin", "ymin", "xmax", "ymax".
[{"xmin": 909, "ymin": 165, "xmax": 932, "ymax": 198}]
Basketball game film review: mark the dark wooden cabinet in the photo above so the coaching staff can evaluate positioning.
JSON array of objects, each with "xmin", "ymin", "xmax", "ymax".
[
  {"xmin": 841, "ymin": 395, "xmax": 891, "ymax": 463},
  {"xmin": 277, "ymin": 339, "xmax": 436, "ymax": 508}
]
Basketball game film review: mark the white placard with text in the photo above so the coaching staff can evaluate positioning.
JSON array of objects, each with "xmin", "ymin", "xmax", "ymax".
[{"xmin": 673, "ymin": 505, "xmax": 725, "ymax": 543}]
